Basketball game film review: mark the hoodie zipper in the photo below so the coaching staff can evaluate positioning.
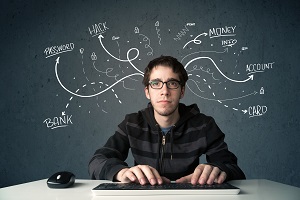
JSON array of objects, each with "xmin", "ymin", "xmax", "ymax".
[{"xmin": 160, "ymin": 135, "xmax": 166, "ymax": 174}]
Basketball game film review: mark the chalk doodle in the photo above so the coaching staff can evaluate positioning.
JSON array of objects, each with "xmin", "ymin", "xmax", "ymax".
[
  {"xmin": 134, "ymin": 27, "xmax": 154, "ymax": 56},
  {"xmin": 43, "ymin": 20, "xmax": 276, "ymax": 129},
  {"xmin": 155, "ymin": 21, "xmax": 162, "ymax": 45},
  {"xmin": 55, "ymin": 58, "xmax": 143, "ymax": 98},
  {"xmin": 183, "ymin": 33, "xmax": 207, "ymax": 49},
  {"xmin": 173, "ymin": 24, "xmax": 189, "ymax": 41}
]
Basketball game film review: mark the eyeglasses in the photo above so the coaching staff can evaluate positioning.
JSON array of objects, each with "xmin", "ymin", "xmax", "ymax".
[{"xmin": 148, "ymin": 80, "xmax": 182, "ymax": 89}]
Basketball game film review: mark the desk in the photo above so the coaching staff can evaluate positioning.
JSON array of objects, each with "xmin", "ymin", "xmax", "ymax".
[{"xmin": 0, "ymin": 179, "xmax": 299, "ymax": 200}]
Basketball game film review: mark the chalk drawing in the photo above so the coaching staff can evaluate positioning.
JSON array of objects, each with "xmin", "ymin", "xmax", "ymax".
[
  {"xmin": 134, "ymin": 28, "xmax": 154, "ymax": 56},
  {"xmin": 183, "ymin": 33, "xmax": 208, "ymax": 49},
  {"xmin": 155, "ymin": 21, "xmax": 162, "ymax": 45},
  {"xmin": 43, "ymin": 20, "xmax": 276, "ymax": 129},
  {"xmin": 173, "ymin": 25, "xmax": 189, "ymax": 41}
]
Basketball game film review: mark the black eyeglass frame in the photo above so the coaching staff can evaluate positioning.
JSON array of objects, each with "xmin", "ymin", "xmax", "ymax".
[{"xmin": 148, "ymin": 79, "xmax": 182, "ymax": 89}]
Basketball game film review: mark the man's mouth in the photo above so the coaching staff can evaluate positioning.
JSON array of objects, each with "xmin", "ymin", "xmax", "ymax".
[{"xmin": 158, "ymin": 100, "xmax": 171, "ymax": 103}]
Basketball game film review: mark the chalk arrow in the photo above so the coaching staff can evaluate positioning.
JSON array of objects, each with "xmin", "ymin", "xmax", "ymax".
[
  {"xmin": 56, "ymin": 57, "xmax": 60, "ymax": 64},
  {"xmin": 242, "ymin": 110, "xmax": 248, "ymax": 114},
  {"xmin": 248, "ymin": 75, "xmax": 254, "ymax": 81},
  {"xmin": 183, "ymin": 33, "xmax": 208, "ymax": 49},
  {"xmin": 98, "ymin": 34, "xmax": 138, "ymax": 62},
  {"xmin": 55, "ymin": 57, "xmax": 144, "ymax": 98},
  {"xmin": 98, "ymin": 34, "xmax": 143, "ymax": 74},
  {"xmin": 185, "ymin": 57, "xmax": 254, "ymax": 83}
]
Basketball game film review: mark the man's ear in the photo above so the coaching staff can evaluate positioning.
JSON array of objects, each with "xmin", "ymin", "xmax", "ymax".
[
  {"xmin": 180, "ymin": 86, "xmax": 185, "ymax": 99},
  {"xmin": 144, "ymin": 87, "xmax": 150, "ymax": 99}
]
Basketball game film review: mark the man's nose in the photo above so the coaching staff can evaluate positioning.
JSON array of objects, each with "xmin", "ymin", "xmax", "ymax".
[{"xmin": 160, "ymin": 83, "xmax": 170, "ymax": 95}]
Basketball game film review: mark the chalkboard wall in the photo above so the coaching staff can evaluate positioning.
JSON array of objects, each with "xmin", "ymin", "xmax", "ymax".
[{"xmin": 1, "ymin": 0, "xmax": 300, "ymax": 188}]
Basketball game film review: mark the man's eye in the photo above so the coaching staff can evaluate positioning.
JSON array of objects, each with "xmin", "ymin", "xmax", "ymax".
[
  {"xmin": 169, "ymin": 81, "xmax": 178, "ymax": 86},
  {"xmin": 151, "ymin": 81, "xmax": 160, "ymax": 86}
]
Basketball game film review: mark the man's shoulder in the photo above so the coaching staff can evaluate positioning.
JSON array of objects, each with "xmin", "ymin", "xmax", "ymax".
[
  {"xmin": 125, "ymin": 111, "xmax": 141, "ymax": 119},
  {"xmin": 124, "ymin": 109, "xmax": 147, "ymax": 124},
  {"xmin": 189, "ymin": 112, "xmax": 214, "ymax": 125},
  {"xmin": 180, "ymin": 103, "xmax": 213, "ymax": 120}
]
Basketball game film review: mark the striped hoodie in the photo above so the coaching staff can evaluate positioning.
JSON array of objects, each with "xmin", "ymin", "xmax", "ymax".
[{"xmin": 88, "ymin": 103, "xmax": 246, "ymax": 181}]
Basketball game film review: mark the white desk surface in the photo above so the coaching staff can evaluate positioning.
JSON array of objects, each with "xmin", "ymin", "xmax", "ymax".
[{"xmin": 1, "ymin": 179, "xmax": 299, "ymax": 200}]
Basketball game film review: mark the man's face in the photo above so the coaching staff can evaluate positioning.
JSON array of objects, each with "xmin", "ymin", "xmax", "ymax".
[{"xmin": 144, "ymin": 65, "xmax": 185, "ymax": 117}]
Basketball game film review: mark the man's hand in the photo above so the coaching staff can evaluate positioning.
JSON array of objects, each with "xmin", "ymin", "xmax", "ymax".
[
  {"xmin": 176, "ymin": 164, "xmax": 227, "ymax": 185},
  {"xmin": 115, "ymin": 165, "xmax": 170, "ymax": 185}
]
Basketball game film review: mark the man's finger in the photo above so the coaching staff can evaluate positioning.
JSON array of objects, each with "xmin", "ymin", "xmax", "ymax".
[
  {"xmin": 139, "ymin": 165, "xmax": 161, "ymax": 185},
  {"xmin": 122, "ymin": 169, "xmax": 136, "ymax": 182},
  {"xmin": 191, "ymin": 165, "xmax": 204, "ymax": 185},
  {"xmin": 199, "ymin": 165, "xmax": 214, "ymax": 184},
  {"xmin": 130, "ymin": 165, "xmax": 148, "ymax": 185},
  {"xmin": 149, "ymin": 166, "xmax": 164, "ymax": 185},
  {"xmin": 216, "ymin": 171, "xmax": 227, "ymax": 184},
  {"xmin": 207, "ymin": 167, "xmax": 221, "ymax": 184},
  {"xmin": 175, "ymin": 174, "xmax": 193, "ymax": 183},
  {"xmin": 116, "ymin": 168, "xmax": 136, "ymax": 183}
]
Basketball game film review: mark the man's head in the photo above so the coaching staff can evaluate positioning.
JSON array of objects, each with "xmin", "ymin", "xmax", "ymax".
[
  {"xmin": 143, "ymin": 56, "xmax": 188, "ymax": 122},
  {"xmin": 142, "ymin": 56, "xmax": 188, "ymax": 88}
]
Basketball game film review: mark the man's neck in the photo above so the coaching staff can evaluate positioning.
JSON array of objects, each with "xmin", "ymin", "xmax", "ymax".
[{"xmin": 154, "ymin": 111, "xmax": 180, "ymax": 128}]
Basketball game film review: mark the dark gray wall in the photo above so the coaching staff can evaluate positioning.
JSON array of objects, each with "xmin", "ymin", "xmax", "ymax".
[{"xmin": 1, "ymin": 0, "xmax": 300, "ymax": 188}]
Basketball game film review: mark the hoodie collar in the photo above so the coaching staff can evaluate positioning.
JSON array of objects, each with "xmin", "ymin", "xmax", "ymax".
[{"xmin": 141, "ymin": 103, "xmax": 200, "ymax": 132}]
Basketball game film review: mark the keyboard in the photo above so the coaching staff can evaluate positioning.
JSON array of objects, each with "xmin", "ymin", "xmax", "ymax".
[{"xmin": 92, "ymin": 182, "xmax": 240, "ymax": 196}]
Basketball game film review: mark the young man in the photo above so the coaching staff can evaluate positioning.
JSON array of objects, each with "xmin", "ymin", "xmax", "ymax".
[{"xmin": 88, "ymin": 56, "xmax": 246, "ymax": 185}]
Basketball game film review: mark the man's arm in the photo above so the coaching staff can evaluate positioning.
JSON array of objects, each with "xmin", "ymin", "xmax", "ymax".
[
  {"xmin": 204, "ymin": 117, "xmax": 246, "ymax": 181},
  {"xmin": 176, "ymin": 117, "xmax": 245, "ymax": 184},
  {"xmin": 88, "ymin": 127, "xmax": 130, "ymax": 180},
  {"xmin": 89, "ymin": 132, "xmax": 170, "ymax": 185}
]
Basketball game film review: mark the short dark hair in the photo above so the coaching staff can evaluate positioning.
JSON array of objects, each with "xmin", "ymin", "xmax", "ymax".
[{"xmin": 142, "ymin": 55, "xmax": 188, "ymax": 87}]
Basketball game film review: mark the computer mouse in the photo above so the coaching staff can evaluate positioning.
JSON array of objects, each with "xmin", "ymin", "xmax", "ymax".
[{"xmin": 47, "ymin": 171, "xmax": 75, "ymax": 188}]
